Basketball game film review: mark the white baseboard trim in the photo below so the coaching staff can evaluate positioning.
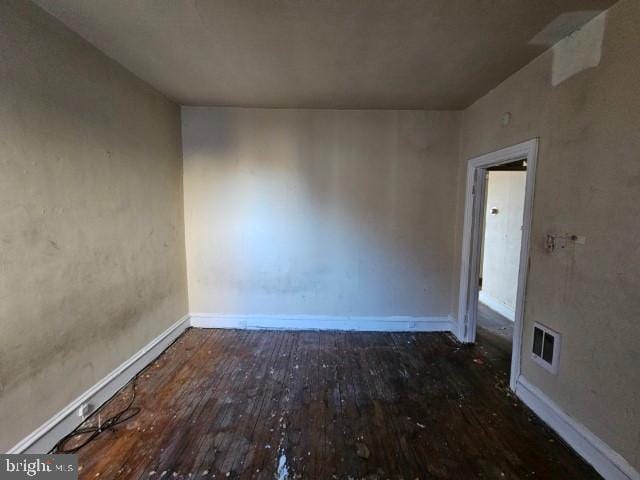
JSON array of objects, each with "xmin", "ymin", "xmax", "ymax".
[
  {"xmin": 8, "ymin": 314, "xmax": 191, "ymax": 454},
  {"xmin": 515, "ymin": 376, "xmax": 639, "ymax": 480},
  {"xmin": 478, "ymin": 291, "xmax": 515, "ymax": 321},
  {"xmin": 190, "ymin": 313, "xmax": 455, "ymax": 333}
]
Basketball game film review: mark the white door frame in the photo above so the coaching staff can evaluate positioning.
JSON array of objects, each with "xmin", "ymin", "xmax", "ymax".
[{"xmin": 455, "ymin": 138, "xmax": 538, "ymax": 390}]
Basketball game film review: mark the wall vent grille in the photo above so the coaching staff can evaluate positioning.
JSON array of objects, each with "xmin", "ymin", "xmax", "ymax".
[{"xmin": 532, "ymin": 323, "xmax": 561, "ymax": 374}]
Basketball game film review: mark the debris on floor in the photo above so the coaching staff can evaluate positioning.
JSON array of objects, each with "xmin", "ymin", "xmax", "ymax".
[{"xmin": 355, "ymin": 442, "xmax": 370, "ymax": 459}]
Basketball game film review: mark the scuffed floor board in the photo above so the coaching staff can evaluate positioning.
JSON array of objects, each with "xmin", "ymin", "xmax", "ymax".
[{"xmin": 67, "ymin": 329, "xmax": 601, "ymax": 479}]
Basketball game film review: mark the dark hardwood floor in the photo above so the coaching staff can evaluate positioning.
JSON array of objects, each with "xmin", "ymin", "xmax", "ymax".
[
  {"xmin": 477, "ymin": 302, "xmax": 514, "ymax": 362},
  {"xmin": 69, "ymin": 328, "xmax": 601, "ymax": 479},
  {"xmin": 477, "ymin": 301, "xmax": 514, "ymax": 344}
]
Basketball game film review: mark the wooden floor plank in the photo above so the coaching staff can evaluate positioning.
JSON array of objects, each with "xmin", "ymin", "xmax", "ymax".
[
  {"xmin": 71, "ymin": 329, "xmax": 216, "ymax": 478},
  {"xmin": 71, "ymin": 328, "xmax": 602, "ymax": 480}
]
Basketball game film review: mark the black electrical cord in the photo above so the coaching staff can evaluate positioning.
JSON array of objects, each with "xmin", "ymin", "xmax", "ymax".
[
  {"xmin": 48, "ymin": 331, "xmax": 189, "ymax": 454},
  {"xmin": 49, "ymin": 376, "xmax": 140, "ymax": 454}
]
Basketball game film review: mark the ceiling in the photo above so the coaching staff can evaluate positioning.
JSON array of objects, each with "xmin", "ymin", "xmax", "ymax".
[{"xmin": 32, "ymin": 0, "xmax": 616, "ymax": 109}]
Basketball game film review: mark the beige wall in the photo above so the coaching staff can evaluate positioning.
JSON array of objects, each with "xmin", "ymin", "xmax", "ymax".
[
  {"xmin": 455, "ymin": 0, "xmax": 640, "ymax": 469},
  {"xmin": 0, "ymin": 1, "xmax": 188, "ymax": 450},
  {"xmin": 182, "ymin": 107, "xmax": 460, "ymax": 318}
]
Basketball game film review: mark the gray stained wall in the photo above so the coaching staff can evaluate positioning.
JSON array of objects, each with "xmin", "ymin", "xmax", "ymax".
[{"xmin": 0, "ymin": 0, "xmax": 188, "ymax": 451}]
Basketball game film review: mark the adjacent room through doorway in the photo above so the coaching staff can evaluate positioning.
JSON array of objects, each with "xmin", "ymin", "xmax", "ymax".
[{"xmin": 477, "ymin": 159, "xmax": 528, "ymax": 357}]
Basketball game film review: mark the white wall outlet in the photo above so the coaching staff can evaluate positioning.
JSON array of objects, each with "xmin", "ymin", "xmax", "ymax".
[{"xmin": 77, "ymin": 403, "xmax": 92, "ymax": 418}]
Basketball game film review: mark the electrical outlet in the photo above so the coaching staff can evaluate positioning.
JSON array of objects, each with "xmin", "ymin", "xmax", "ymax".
[
  {"xmin": 77, "ymin": 403, "xmax": 91, "ymax": 418},
  {"xmin": 545, "ymin": 234, "xmax": 555, "ymax": 253}
]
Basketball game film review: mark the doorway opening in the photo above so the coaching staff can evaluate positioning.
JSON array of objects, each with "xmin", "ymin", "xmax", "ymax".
[
  {"xmin": 456, "ymin": 139, "xmax": 538, "ymax": 390},
  {"xmin": 477, "ymin": 158, "xmax": 527, "ymax": 355}
]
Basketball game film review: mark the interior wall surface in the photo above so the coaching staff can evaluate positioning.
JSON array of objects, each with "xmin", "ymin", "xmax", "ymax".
[
  {"xmin": 182, "ymin": 107, "xmax": 461, "ymax": 319},
  {"xmin": 0, "ymin": 0, "xmax": 188, "ymax": 451},
  {"xmin": 453, "ymin": 0, "xmax": 640, "ymax": 468}
]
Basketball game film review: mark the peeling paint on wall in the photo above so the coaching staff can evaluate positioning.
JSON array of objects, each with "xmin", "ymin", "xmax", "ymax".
[
  {"xmin": 551, "ymin": 12, "xmax": 607, "ymax": 86},
  {"xmin": 529, "ymin": 11, "xmax": 601, "ymax": 47}
]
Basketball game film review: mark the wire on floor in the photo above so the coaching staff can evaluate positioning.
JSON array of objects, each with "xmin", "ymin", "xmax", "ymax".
[
  {"xmin": 48, "ymin": 331, "xmax": 189, "ymax": 454},
  {"xmin": 49, "ymin": 377, "xmax": 141, "ymax": 454}
]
